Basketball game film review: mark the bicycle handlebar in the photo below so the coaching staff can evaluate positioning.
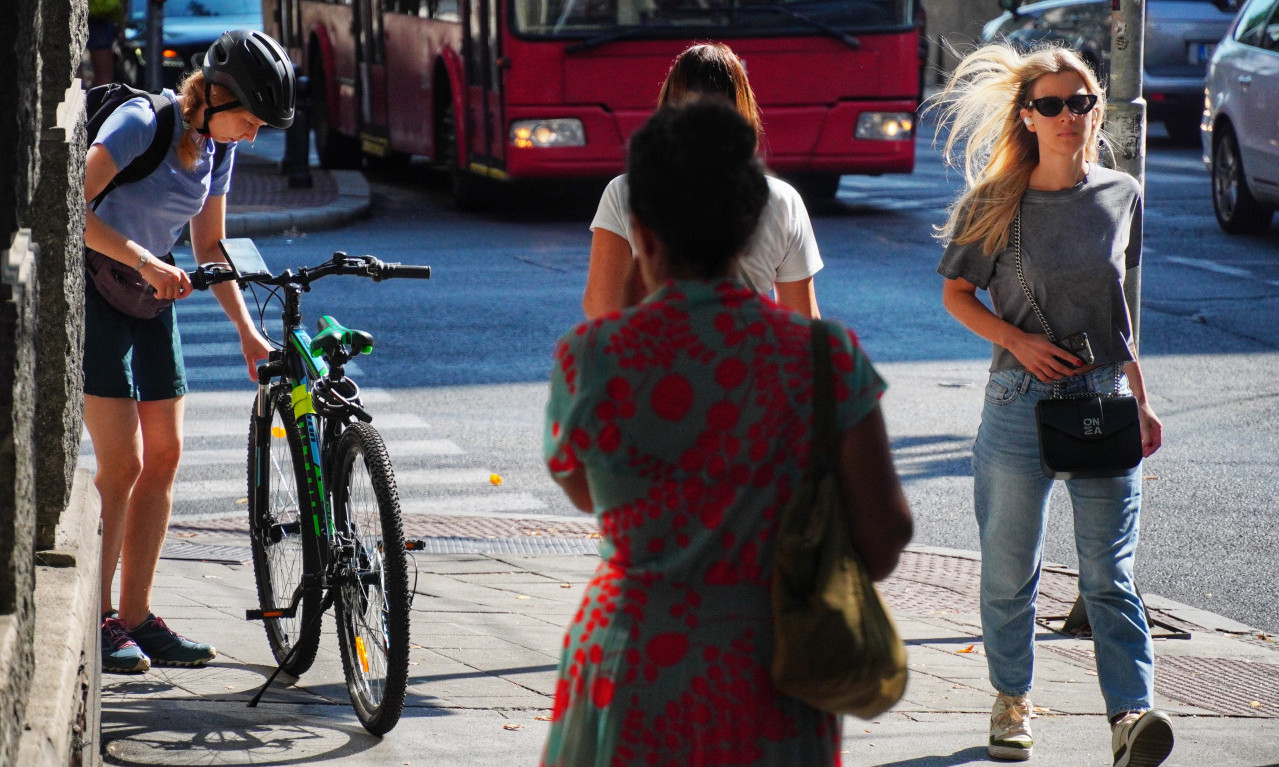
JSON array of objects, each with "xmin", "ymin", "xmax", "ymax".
[{"xmin": 189, "ymin": 251, "xmax": 431, "ymax": 291}]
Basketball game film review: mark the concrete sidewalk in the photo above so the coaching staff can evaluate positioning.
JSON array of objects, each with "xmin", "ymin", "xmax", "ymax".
[
  {"xmin": 99, "ymin": 132, "xmax": 1279, "ymax": 767},
  {"xmin": 100, "ymin": 512, "xmax": 1279, "ymax": 767}
]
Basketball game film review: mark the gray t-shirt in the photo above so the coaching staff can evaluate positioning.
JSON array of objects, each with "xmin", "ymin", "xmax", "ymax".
[{"xmin": 938, "ymin": 165, "xmax": 1143, "ymax": 371}]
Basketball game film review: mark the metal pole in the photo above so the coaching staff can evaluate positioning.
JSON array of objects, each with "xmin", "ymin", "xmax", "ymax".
[
  {"xmin": 1061, "ymin": 0, "xmax": 1149, "ymax": 640},
  {"xmin": 1105, "ymin": 0, "xmax": 1146, "ymax": 341},
  {"xmin": 146, "ymin": 0, "xmax": 165, "ymax": 92}
]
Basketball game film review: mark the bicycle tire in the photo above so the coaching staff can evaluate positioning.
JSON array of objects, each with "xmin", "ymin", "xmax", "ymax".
[
  {"xmin": 247, "ymin": 385, "xmax": 324, "ymax": 677},
  {"xmin": 332, "ymin": 422, "xmax": 411, "ymax": 735}
]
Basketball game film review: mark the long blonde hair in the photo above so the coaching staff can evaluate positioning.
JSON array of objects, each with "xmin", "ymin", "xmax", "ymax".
[
  {"xmin": 175, "ymin": 69, "xmax": 237, "ymax": 170},
  {"xmin": 927, "ymin": 44, "xmax": 1108, "ymax": 254}
]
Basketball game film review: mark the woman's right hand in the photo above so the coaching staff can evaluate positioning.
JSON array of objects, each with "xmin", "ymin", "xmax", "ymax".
[
  {"xmin": 1009, "ymin": 331, "xmax": 1081, "ymax": 382},
  {"xmin": 141, "ymin": 256, "xmax": 193, "ymax": 301}
]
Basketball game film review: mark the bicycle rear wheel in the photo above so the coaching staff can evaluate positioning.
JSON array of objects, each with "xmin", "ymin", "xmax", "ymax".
[
  {"xmin": 332, "ymin": 422, "xmax": 410, "ymax": 735},
  {"xmin": 247, "ymin": 386, "xmax": 324, "ymax": 677}
]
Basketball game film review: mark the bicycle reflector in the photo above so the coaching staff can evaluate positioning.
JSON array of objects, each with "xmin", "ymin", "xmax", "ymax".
[{"xmin": 355, "ymin": 635, "xmax": 370, "ymax": 673}]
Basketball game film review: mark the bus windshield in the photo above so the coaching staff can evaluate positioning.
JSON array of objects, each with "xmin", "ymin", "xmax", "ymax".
[{"xmin": 512, "ymin": 0, "xmax": 913, "ymax": 38}]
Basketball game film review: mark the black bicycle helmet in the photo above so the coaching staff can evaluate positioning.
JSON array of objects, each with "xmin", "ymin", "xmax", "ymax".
[{"xmin": 199, "ymin": 29, "xmax": 295, "ymax": 132}]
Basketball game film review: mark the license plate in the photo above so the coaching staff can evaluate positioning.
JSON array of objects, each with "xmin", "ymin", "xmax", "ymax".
[{"xmin": 1190, "ymin": 42, "xmax": 1216, "ymax": 64}]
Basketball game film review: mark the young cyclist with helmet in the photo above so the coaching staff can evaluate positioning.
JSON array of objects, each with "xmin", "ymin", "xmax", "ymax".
[{"xmin": 85, "ymin": 30, "xmax": 296, "ymax": 673}]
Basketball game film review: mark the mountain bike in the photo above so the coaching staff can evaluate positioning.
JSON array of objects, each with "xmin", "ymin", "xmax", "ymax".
[{"xmin": 190, "ymin": 238, "xmax": 431, "ymax": 735}]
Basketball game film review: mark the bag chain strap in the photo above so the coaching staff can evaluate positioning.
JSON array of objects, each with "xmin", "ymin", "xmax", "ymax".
[{"xmin": 1013, "ymin": 205, "xmax": 1121, "ymax": 399}]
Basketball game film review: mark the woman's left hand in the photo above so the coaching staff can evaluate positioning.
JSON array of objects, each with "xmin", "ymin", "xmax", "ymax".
[
  {"xmin": 239, "ymin": 327, "xmax": 273, "ymax": 382},
  {"xmin": 1138, "ymin": 401, "xmax": 1163, "ymax": 458}
]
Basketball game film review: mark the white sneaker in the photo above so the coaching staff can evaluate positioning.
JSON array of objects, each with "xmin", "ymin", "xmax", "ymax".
[
  {"xmin": 1112, "ymin": 709, "xmax": 1174, "ymax": 767},
  {"xmin": 989, "ymin": 693, "xmax": 1033, "ymax": 761}
]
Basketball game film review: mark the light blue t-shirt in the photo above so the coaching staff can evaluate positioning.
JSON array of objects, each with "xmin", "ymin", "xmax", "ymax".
[{"xmin": 92, "ymin": 90, "xmax": 236, "ymax": 258}]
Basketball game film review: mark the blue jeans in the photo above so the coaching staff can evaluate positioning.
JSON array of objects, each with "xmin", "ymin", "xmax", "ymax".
[{"xmin": 973, "ymin": 364, "xmax": 1153, "ymax": 718}]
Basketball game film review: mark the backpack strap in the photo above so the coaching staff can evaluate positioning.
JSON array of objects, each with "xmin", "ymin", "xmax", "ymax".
[{"xmin": 92, "ymin": 92, "xmax": 177, "ymax": 208}]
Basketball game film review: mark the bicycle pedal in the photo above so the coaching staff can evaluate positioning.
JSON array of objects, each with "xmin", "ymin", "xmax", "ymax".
[
  {"xmin": 246, "ymin": 607, "xmax": 297, "ymax": 621},
  {"xmin": 405, "ymin": 539, "xmax": 425, "ymax": 551}
]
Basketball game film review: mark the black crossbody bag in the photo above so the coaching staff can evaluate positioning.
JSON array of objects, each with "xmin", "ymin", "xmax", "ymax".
[{"xmin": 1013, "ymin": 209, "xmax": 1143, "ymax": 480}]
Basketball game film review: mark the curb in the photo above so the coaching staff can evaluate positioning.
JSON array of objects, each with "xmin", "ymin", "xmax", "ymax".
[
  {"xmin": 19, "ymin": 468, "xmax": 101, "ymax": 767},
  {"xmin": 223, "ymin": 169, "xmax": 370, "ymax": 238}
]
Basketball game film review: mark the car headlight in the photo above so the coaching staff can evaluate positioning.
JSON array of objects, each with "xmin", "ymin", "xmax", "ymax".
[
  {"xmin": 510, "ymin": 119, "xmax": 585, "ymax": 148},
  {"xmin": 855, "ymin": 112, "xmax": 915, "ymax": 141}
]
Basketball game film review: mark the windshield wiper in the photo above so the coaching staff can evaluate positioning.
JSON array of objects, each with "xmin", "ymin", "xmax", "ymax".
[
  {"xmin": 732, "ymin": 4, "xmax": 860, "ymax": 49},
  {"xmin": 566, "ymin": 21, "xmax": 683, "ymax": 54}
]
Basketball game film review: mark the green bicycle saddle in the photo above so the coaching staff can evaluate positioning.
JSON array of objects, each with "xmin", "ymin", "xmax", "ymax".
[{"xmin": 311, "ymin": 315, "xmax": 375, "ymax": 358}]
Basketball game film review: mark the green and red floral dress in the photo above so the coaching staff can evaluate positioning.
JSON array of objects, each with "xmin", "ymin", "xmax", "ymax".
[{"xmin": 542, "ymin": 279, "xmax": 886, "ymax": 767}]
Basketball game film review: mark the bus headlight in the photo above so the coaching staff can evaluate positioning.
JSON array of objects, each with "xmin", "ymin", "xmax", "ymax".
[
  {"xmin": 855, "ymin": 112, "xmax": 915, "ymax": 141},
  {"xmin": 510, "ymin": 119, "xmax": 586, "ymax": 148}
]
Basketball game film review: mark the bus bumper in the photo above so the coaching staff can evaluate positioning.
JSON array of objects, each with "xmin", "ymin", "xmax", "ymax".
[{"xmin": 501, "ymin": 99, "xmax": 916, "ymax": 180}]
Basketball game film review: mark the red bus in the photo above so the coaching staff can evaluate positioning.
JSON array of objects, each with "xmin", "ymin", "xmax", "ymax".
[{"xmin": 263, "ymin": 0, "xmax": 922, "ymax": 206}]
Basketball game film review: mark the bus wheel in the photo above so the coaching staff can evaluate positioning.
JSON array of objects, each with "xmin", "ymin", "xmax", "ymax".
[
  {"xmin": 438, "ymin": 96, "xmax": 488, "ymax": 211},
  {"xmin": 310, "ymin": 59, "xmax": 362, "ymax": 170},
  {"xmin": 790, "ymin": 173, "xmax": 842, "ymax": 202}
]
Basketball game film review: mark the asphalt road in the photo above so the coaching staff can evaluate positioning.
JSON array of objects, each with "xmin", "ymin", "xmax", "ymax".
[{"xmin": 160, "ymin": 126, "xmax": 1279, "ymax": 636}]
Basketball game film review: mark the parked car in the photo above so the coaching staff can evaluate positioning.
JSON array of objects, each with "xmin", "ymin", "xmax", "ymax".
[
  {"xmin": 115, "ymin": 0, "xmax": 262, "ymax": 90},
  {"xmin": 981, "ymin": 0, "xmax": 1237, "ymax": 144},
  {"xmin": 1203, "ymin": 0, "xmax": 1279, "ymax": 233}
]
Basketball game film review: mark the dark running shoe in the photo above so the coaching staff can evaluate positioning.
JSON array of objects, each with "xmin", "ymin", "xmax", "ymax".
[
  {"xmin": 127, "ymin": 613, "xmax": 216, "ymax": 667},
  {"xmin": 101, "ymin": 612, "xmax": 150, "ymax": 674}
]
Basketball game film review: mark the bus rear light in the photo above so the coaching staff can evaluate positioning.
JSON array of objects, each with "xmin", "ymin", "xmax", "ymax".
[
  {"xmin": 855, "ymin": 112, "xmax": 915, "ymax": 141},
  {"xmin": 511, "ymin": 119, "xmax": 585, "ymax": 148}
]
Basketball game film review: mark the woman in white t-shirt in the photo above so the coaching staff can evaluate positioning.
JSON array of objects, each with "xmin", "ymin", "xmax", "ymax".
[{"xmin": 582, "ymin": 43, "xmax": 824, "ymax": 320}]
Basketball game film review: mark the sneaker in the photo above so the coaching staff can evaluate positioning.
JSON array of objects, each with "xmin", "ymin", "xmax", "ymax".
[
  {"xmin": 1112, "ymin": 709, "xmax": 1174, "ymax": 767},
  {"xmin": 127, "ymin": 613, "xmax": 216, "ymax": 667},
  {"xmin": 101, "ymin": 612, "xmax": 150, "ymax": 674},
  {"xmin": 989, "ymin": 693, "xmax": 1034, "ymax": 761}
]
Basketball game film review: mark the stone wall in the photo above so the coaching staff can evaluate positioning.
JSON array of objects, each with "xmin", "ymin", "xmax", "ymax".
[
  {"xmin": 34, "ymin": 0, "xmax": 90, "ymax": 545},
  {"xmin": 0, "ymin": 0, "xmax": 45, "ymax": 761},
  {"xmin": 1, "ymin": 0, "xmax": 98, "ymax": 764}
]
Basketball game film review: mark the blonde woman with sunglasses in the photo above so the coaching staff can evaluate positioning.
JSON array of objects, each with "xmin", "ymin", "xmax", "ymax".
[{"xmin": 929, "ymin": 44, "xmax": 1171, "ymax": 767}]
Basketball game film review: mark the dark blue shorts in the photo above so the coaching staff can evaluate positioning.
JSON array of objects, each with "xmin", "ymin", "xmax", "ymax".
[
  {"xmin": 87, "ymin": 17, "xmax": 117, "ymax": 51},
  {"xmin": 83, "ymin": 279, "xmax": 188, "ymax": 401}
]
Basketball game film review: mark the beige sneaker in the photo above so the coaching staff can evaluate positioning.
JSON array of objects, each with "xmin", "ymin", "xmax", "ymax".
[
  {"xmin": 1112, "ymin": 709, "xmax": 1173, "ymax": 767},
  {"xmin": 989, "ymin": 693, "xmax": 1033, "ymax": 760}
]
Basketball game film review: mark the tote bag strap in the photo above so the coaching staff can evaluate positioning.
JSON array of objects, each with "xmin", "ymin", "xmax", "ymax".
[{"xmin": 809, "ymin": 319, "xmax": 836, "ymax": 476}]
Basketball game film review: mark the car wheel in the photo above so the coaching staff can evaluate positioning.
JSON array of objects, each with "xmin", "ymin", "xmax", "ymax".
[{"xmin": 1212, "ymin": 127, "xmax": 1274, "ymax": 235}]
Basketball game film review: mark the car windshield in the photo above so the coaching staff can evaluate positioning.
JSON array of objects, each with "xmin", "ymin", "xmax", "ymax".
[
  {"xmin": 512, "ymin": 0, "xmax": 912, "ymax": 38},
  {"xmin": 129, "ymin": 0, "xmax": 261, "ymax": 20}
]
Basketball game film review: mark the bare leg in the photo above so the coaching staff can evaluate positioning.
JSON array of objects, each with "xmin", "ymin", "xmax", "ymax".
[
  {"xmin": 85, "ymin": 394, "xmax": 143, "ymax": 617},
  {"xmin": 85, "ymin": 394, "xmax": 185, "ymax": 628},
  {"xmin": 117, "ymin": 397, "xmax": 185, "ymax": 630},
  {"xmin": 89, "ymin": 47, "xmax": 115, "ymax": 86}
]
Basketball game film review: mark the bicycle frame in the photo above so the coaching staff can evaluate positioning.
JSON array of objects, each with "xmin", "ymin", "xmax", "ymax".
[{"xmin": 252, "ymin": 280, "xmax": 359, "ymax": 578}]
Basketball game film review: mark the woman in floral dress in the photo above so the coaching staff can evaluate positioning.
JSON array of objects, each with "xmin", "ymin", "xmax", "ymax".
[{"xmin": 542, "ymin": 99, "xmax": 914, "ymax": 767}]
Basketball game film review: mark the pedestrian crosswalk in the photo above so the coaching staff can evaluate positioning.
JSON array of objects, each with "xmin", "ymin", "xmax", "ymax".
[{"xmin": 78, "ymin": 274, "xmax": 550, "ymax": 521}]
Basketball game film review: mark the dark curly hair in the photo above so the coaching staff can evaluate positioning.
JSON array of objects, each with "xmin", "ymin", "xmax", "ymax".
[{"xmin": 627, "ymin": 99, "xmax": 769, "ymax": 279}]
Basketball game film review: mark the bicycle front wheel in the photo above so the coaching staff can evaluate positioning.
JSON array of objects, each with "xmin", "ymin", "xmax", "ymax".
[
  {"xmin": 332, "ymin": 422, "xmax": 410, "ymax": 735},
  {"xmin": 247, "ymin": 386, "xmax": 323, "ymax": 677}
]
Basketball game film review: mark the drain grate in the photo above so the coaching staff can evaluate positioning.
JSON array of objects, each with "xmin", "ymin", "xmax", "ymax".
[
  {"xmin": 159, "ymin": 542, "xmax": 252, "ymax": 564},
  {"xmin": 1156, "ymin": 655, "xmax": 1279, "ymax": 718},
  {"xmin": 1045, "ymin": 643, "xmax": 1279, "ymax": 718},
  {"xmin": 414, "ymin": 536, "xmax": 599, "ymax": 556}
]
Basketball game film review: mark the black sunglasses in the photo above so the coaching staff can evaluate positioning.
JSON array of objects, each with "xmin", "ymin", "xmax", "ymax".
[{"xmin": 1026, "ymin": 94, "xmax": 1098, "ymax": 117}]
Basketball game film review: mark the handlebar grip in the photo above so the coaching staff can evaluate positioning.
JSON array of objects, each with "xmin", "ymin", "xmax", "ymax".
[
  {"xmin": 380, "ymin": 263, "xmax": 432, "ymax": 280},
  {"xmin": 187, "ymin": 264, "xmax": 238, "ymax": 291}
]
